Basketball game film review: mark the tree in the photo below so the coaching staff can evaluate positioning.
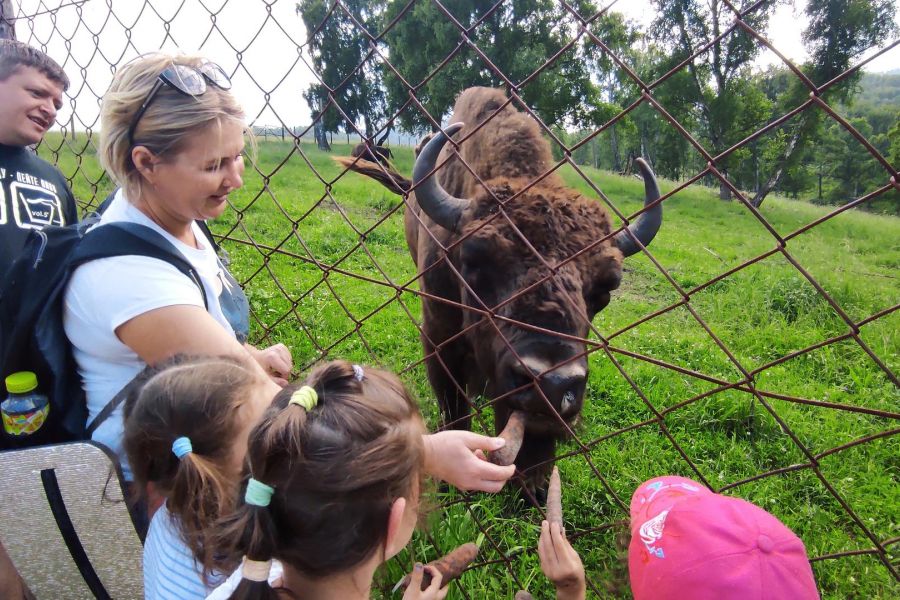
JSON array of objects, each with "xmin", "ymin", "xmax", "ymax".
[
  {"xmin": 751, "ymin": 0, "xmax": 897, "ymax": 206},
  {"xmin": 297, "ymin": 0, "xmax": 386, "ymax": 142},
  {"xmin": 889, "ymin": 115, "xmax": 900, "ymax": 167},
  {"xmin": 382, "ymin": 0, "xmax": 602, "ymax": 132},
  {"xmin": 822, "ymin": 117, "xmax": 883, "ymax": 201},
  {"xmin": 649, "ymin": 0, "xmax": 777, "ymax": 200}
]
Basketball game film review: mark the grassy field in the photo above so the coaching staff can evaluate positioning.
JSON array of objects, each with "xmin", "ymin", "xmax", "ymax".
[{"xmin": 42, "ymin": 133, "xmax": 899, "ymax": 598}]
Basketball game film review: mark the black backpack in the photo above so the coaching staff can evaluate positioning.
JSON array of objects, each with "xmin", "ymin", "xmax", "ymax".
[{"xmin": 0, "ymin": 218, "xmax": 207, "ymax": 449}]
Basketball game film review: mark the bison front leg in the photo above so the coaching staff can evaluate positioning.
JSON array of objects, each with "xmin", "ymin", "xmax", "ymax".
[
  {"xmin": 423, "ymin": 337, "xmax": 472, "ymax": 431},
  {"xmin": 514, "ymin": 434, "xmax": 556, "ymax": 506}
]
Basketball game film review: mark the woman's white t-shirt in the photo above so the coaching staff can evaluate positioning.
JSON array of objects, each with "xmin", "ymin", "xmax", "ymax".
[{"xmin": 63, "ymin": 190, "xmax": 238, "ymax": 478}]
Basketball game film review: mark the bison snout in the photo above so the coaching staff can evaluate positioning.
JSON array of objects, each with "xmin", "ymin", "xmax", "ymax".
[
  {"xmin": 539, "ymin": 369, "xmax": 585, "ymax": 420},
  {"xmin": 507, "ymin": 357, "xmax": 586, "ymax": 423}
]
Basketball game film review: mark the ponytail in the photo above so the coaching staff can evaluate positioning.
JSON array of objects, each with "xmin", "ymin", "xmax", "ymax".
[
  {"xmin": 225, "ymin": 477, "xmax": 281, "ymax": 600},
  {"xmin": 213, "ymin": 361, "xmax": 427, "ymax": 595}
]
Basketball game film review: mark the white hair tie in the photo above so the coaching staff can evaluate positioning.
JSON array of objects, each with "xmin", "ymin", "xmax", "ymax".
[
  {"xmin": 242, "ymin": 557, "xmax": 272, "ymax": 582},
  {"xmin": 352, "ymin": 364, "xmax": 365, "ymax": 381}
]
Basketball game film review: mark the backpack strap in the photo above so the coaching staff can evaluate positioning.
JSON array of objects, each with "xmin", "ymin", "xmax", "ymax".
[
  {"xmin": 72, "ymin": 222, "xmax": 208, "ymax": 309},
  {"xmin": 74, "ymin": 222, "xmax": 211, "ymax": 435},
  {"xmin": 84, "ymin": 382, "xmax": 130, "ymax": 438}
]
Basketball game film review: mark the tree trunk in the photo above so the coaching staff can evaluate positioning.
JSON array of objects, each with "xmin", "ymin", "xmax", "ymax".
[
  {"xmin": 1, "ymin": 0, "xmax": 16, "ymax": 40},
  {"xmin": 818, "ymin": 172, "xmax": 822, "ymax": 200},
  {"xmin": 719, "ymin": 180, "xmax": 732, "ymax": 200},
  {"xmin": 610, "ymin": 125, "xmax": 621, "ymax": 172},
  {"xmin": 719, "ymin": 168, "xmax": 731, "ymax": 201},
  {"xmin": 751, "ymin": 121, "xmax": 806, "ymax": 208}
]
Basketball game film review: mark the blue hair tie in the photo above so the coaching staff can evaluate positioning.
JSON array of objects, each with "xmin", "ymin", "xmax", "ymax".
[
  {"xmin": 245, "ymin": 477, "xmax": 274, "ymax": 507},
  {"xmin": 172, "ymin": 436, "xmax": 193, "ymax": 459}
]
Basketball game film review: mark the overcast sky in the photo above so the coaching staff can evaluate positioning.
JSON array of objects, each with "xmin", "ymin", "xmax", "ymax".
[{"xmin": 12, "ymin": 0, "xmax": 898, "ymax": 133}]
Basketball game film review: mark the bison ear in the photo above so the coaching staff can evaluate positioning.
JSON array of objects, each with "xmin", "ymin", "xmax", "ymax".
[{"xmin": 585, "ymin": 264, "xmax": 622, "ymax": 317}]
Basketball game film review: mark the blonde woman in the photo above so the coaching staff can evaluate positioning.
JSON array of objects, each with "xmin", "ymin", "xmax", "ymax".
[{"xmin": 63, "ymin": 53, "xmax": 290, "ymax": 483}]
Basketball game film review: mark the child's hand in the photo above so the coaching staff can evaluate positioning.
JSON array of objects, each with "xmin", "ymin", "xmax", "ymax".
[
  {"xmin": 402, "ymin": 564, "xmax": 449, "ymax": 600},
  {"xmin": 422, "ymin": 431, "xmax": 515, "ymax": 492},
  {"xmin": 538, "ymin": 520, "xmax": 586, "ymax": 600}
]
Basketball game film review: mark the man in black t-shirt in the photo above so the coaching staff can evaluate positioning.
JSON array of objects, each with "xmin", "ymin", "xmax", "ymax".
[
  {"xmin": 0, "ymin": 38, "xmax": 78, "ymax": 600},
  {"xmin": 0, "ymin": 40, "xmax": 78, "ymax": 270}
]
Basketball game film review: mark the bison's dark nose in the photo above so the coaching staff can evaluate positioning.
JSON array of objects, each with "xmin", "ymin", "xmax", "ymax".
[
  {"xmin": 539, "ymin": 369, "xmax": 585, "ymax": 419},
  {"xmin": 511, "ymin": 357, "xmax": 586, "ymax": 421}
]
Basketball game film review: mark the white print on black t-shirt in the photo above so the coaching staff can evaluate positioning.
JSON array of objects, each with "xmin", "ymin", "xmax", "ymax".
[
  {"xmin": 8, "ymin": 179, "xmax": 66, "ymax": 229},
  {"xmin": 2, "ymin": 168, "xmax": 66, "ymax": 228}
]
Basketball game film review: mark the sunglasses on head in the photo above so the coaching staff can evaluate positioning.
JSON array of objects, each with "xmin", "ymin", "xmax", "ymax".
[{"xmin": 127, "ymin": 61, "xmax": 232, "ymax": 145}]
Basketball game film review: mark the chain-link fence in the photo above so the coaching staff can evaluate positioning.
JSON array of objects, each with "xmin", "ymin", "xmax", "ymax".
[{"xmin": 6, "ymin": 0, "xmax": 899, "ymax": 597}]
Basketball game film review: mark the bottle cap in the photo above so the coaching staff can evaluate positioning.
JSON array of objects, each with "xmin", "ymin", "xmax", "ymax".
[{"xmin": 6, "ymin": 372, "xmax": 38, "ymax": 394}]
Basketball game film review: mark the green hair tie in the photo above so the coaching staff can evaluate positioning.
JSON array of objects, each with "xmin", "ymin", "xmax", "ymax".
[
  {"xmin": 245, "ymin": 477, "xmax": 274, "ymax": 507},
  {"xmin": 289, "ymin": 386, "xmax": 318, "ymax": 411}
]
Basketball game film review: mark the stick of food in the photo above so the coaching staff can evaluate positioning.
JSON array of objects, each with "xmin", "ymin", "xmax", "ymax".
[
  {"xmin": 546, "ymin": 465, "xmax": 563, "ymax": 527},
  {"xmin": 393, "ymin": 542, "xmax": 479, "ymax": 592},
  {"xmin": 515, "ymin": 591, "xmax": 535, "ymax": 600},
  {"xmin": 487, "ymin": 410, "xmax": 526, "ymax": 466}
]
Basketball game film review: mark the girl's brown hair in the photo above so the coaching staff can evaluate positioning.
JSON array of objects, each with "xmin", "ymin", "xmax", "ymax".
[
  {"xmin": 217, "ymin": 360, "xmax": 426, "ymax": 600},
  {"xmin": 122, "ymin": 354, "xmax": 266, "ymax": 577}
]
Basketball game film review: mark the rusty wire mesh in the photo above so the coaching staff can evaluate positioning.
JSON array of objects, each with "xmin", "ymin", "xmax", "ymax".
[{"xmin": 7, "ymin": 0, "xmax": 899, "ymax": 597}]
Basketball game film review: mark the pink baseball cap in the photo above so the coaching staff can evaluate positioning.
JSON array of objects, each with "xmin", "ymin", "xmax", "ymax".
[{"xmin": 628, "ymin": 476, "xmax": 819, "ymax": 600}]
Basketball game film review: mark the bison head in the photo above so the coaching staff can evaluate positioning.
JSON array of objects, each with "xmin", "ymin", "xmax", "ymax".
[{"xmin": 412, "ymin": 121, "xmax": 661, "ymax": 437}]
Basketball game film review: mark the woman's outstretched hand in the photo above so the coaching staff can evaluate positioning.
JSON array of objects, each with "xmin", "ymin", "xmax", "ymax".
[{"xmin": 246, "ymin": 342, "xmax": 292, "ymax": 386}]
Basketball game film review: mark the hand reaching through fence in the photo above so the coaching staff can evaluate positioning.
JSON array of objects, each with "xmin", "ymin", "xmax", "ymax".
[
  {"xmin": 538, "ymin": 520, "xmax": 586, "ymax": 600},
  {"xmin": 401, "ymin": 564, "xmax": 447, "ymax": 600},
  {"xmin": 422, "ymin": 430, "xmax": 516, "ymax": 493}
]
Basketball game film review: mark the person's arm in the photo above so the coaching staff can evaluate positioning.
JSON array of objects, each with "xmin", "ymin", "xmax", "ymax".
[
  {"xmin": 117, "ymin": 305, "xmax": 267, "ymax": 376},
  {"xmin": 422, "ymin": 430, "xmax": 516, "ymax": 493},
  {"xmin": 537, "ymin": 520, "xmax": 586, "ymax": 600}
]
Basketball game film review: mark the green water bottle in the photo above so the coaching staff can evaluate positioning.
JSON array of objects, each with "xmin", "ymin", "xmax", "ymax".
[{"xmin": 1, "ymin": 371, "xmax": 50, "ymax": 437}]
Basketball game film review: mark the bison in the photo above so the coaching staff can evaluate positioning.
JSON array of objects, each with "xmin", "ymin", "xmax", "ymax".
[
  {"xmin": 337, "ymin": 87, "xmax": 662, "ymax": 496},
  {"xmin": 350, "ymin": 129, "xmax": 394, "ymax": 167}
]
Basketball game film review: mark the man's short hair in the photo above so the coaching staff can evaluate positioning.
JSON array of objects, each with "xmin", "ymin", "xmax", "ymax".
[{"xmin": 0, "ymin": 39, "xmax": 69, "ymax": 90}]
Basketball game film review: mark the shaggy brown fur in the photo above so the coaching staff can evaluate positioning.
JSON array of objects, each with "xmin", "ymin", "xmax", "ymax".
[{"xmin": 340, "ymin": 87, "xmax": 628, "ymax": 495}]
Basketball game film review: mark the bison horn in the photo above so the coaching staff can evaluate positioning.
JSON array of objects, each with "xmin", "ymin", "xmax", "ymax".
[
  {"xmin": 412, "ymin": 122, "xmax": 471, "ymax": 232},
  {"xmin": 614, "ymin": 157, "xmax": 663, "ymax": 257}
]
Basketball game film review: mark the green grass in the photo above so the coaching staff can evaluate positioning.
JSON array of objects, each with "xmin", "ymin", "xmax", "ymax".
[{"xmin": 40, "ymin": 133, "xmax": 899, "ymax": 598}]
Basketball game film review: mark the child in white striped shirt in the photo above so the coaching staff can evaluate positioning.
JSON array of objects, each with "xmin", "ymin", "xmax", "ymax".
[{"xmin": 122, "ymin": 354, "xmax": 276, "ymax": 600}]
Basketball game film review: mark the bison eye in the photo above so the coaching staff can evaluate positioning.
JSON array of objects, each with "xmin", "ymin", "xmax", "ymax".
[
  {"xmin": 460, "ymin": 237, "xmax": 494, "ymax": 271},
  {"xmin": 480, "ymin": 100, "xmax": 502, "ymax": 119}
]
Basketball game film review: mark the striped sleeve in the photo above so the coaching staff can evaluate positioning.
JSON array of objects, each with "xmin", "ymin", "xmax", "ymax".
[{"xmin": 143, "ymin": 504, "xmax": 218, "ymax": 600}]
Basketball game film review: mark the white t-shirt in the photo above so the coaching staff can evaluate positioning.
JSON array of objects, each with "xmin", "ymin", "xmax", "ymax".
[
  {"xmin": 63, "ymin": 190, "xmax": 239, "ymax": 478},
  {"xmin": 144, "ymin": 503, "xmax": 224, "ymax": 600}
]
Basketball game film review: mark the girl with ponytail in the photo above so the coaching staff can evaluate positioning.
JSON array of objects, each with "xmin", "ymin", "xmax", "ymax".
[
  {"xmin": 211, "ymin": 360, "xmax": 448, "ymax": 600},
  {"xmin": 122, "ymin": 354, "xmax": 280, "ymax": 599}
]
